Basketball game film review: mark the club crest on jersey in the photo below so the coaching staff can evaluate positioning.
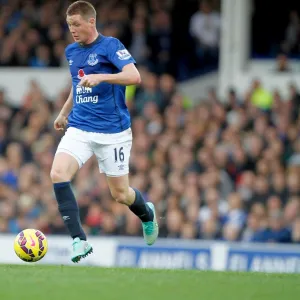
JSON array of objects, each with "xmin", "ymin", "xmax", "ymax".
[
  {"xmin": 87, "ymin": 53, "xmax": 98, "ymax": 66},
  {"xmin": 77, "ymin": 69, "xmax": 85, "ymax": 79}
]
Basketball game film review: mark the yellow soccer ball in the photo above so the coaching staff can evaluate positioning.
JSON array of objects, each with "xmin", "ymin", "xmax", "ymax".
[{"xmin": 14, "ymin": 229, "xmax": 48, "ymax": 262}]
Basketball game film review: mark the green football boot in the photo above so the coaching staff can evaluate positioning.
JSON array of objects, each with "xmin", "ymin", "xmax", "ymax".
[
  {"xmin": 142, "ymin": 202, "xmax": 159, "ymax": 246},
  {"xmin": 71, "ymin": 237, "xmax": 93, "ymax": 263}
]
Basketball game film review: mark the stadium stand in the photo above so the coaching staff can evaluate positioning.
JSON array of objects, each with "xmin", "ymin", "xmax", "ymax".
[
  {"xmin": 0, "ymin": 0, "xmax": 220, "ymax": 78},
  {"xmin": 1, "ymin": 0, "xmax": 300, "ymax": 244},
  {"xmin": 1, "ymin": 69, "xmax": 300, "ymax": 243}
]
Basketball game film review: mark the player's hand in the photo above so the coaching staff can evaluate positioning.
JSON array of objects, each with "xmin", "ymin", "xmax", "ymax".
[
  {"xmin": 79, "ymin": 74, "xmax": 102, "ymax": 88},
  {"xmin": 54, "ymin": 114, "xmax": 68, "ymax": 131}
]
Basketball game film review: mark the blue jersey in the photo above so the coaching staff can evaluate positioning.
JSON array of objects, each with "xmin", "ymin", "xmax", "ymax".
[{"xmin": 65, "ymin": 34, "xmax": 136, "ymax": 133}]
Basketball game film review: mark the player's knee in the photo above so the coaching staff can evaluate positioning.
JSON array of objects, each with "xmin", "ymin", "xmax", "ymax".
[
  {"xmin": 50, "ymin": 168, "xmax": 71, "ymax": 183},
  {"xmin": 111, "ymin": 187, "xmax": 129, "ymax": 205}
]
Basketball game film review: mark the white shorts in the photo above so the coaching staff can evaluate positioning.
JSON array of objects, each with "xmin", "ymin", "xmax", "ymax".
[{"xmin": 56, "ymin": 127, "xmax": 132, "ymax": 177}]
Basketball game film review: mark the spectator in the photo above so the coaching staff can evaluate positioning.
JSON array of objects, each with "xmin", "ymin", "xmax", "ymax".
[
  {"xmin": 29, "ymin": 44, "xmax": 52, "ymax": 67},
  {"xmin": 249, "ymin": 79, "xmax": 273, "ymax": 111},
  {"xmin": 200, "ymin": 217, "xmax": 220, "ymax": 240},
  {"xmin": 189, "ymin": 0, "xmax": 220, "ymax": 65},
  {"xmin": 251, "ymin": 211, "xmax": 291, "ymax": 243},
  {"xmin": 147, "ymin": 10, "xmax": 172, "ymax": 74},
  {"xmin": 199, "ymin": 188, "xmax": 227, "ymax": 225},
  {"xmin": 162, "ymin": 208, "xmax": 184, "ymax": 238},
  {"xmin": 291, "ymin": 217, "xmax": 300, "ymax": 243},
  {"xmin": 284, "ymin": 197, "xmax": 300, "ymax": 227},
  {"xmin": 181, "ymin": 222, "xmax": 198, "ymax": 239},
  {"xmin": 275, "ymin": 53, "xmax": 291, "ymax": 72},
  {"xmin": 134, "ymin": 72, "xmax": 164, "ymax": 116},
  {"xmin": 0, "ymin": 88, "xmax": 13, "ymax": 123},
  {"xmin": 128, "ymin": 17, "xmax": 148, "ymax": 66},
  {"xmin": 222, "ymin": 193, "xmax": 246, "ymax": 241},
  {"xmin": 269, "ymin": 172, "xmax": 288, "ymax": 205},
  {"xmin": 242, "ymin": 212, "xmax": 264, "ymax": 242},
  {"xmin": 281, "ymin": 10, "xmax": 300, "ymax": 55},
  {"xmin": 288, "ymin": 83, "xmax": 300, "ymax": 121}
]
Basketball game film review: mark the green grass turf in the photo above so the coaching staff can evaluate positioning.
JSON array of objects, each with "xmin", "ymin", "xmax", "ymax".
[{"xmin": 0, "ymin": 265, "xmax": 299, "ymax": 300}]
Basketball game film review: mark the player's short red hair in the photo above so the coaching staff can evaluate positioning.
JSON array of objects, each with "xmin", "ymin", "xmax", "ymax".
[{"xmin": 66, "ymin": 1, "xmax": 96, "ymax": 20}]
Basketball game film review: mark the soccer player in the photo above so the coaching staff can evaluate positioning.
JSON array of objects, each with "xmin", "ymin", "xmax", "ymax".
[{"xmin": 50, "ymin": 1, "xmax": 159, "ymax": 263}]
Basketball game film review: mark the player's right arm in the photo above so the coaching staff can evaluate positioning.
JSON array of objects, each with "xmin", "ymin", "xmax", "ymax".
[{"xmin": 54, "ymin": 87, "xmax": 73, "ymax": 131}]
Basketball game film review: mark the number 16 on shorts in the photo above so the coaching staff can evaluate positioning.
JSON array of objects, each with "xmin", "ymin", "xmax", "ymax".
[
  {"xmin": 100, "ymin": 142, "xmax": 131, "ymax": 176},
  {"xmin": 114, "ymin": 147, "xmax": 125, "ymax": 163}
]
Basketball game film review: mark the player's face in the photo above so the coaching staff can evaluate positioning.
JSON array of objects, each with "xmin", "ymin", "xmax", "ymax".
[{"xmin": 66, "ymin": 14, "xmax": 95, "ymax": 44}]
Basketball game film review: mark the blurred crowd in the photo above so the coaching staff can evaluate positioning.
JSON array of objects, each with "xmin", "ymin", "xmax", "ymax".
[
  {"xmin": 1, "ymin": 0, "xmax": 300, "ymax": 244},
  {"xmin": 1, "ymin": 67, "xmax": 300, "ymax": 244},
  {"xmin": 0, "ymin": 0, "xmax": 220, "ymax": 79}
]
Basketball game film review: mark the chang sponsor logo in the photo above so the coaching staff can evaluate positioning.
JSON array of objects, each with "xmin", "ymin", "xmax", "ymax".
[
  {"xmin": 75, "ymin": 84, "xmax": 98, "ymax": 104},
  {"xmin": 76, "ymin": 85, "xmax": 92, "ymax": 94},
  {"xmin": 76, "ymin": 95, "xmax": 99, "ymax": 104}
]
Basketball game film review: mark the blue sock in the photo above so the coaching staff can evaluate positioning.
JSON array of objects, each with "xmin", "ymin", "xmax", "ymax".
[
  {"xmin": 53, "ymin": 181, "xmax": 86, "ymax": 240},
  {"xmin": 129, "ymin": 188, "xmax": 154, "ymax": 222}
]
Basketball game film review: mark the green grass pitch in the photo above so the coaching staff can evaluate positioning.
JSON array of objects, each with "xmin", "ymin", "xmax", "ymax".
[{"xmin": 0, "ymin": 265, "xmax": 299, "ymax": 300}]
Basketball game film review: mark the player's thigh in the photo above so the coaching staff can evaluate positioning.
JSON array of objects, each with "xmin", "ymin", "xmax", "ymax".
[
  {"xmin": 51, "ymin": 127, "xmax": 93, "ymax": 182},
  {"xmin": 50, "ymin": 152, "xmax": 79, "ymax": 182}
]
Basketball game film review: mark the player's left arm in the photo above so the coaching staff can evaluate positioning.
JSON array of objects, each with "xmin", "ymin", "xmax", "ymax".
[{"xmin": 79, "ymin": 63, "xmax": 141, "ymax": 87}]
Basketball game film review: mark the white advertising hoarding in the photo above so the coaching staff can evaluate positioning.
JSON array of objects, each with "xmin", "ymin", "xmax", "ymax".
[{"xmin": 1, "ymin": 234, "xmax": 300, "ymax": 273}]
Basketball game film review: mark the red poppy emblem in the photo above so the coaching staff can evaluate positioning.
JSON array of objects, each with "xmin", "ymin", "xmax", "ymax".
[{"xmin": 78, "ymin": 69, "xmax": 85, "ymax": 79}]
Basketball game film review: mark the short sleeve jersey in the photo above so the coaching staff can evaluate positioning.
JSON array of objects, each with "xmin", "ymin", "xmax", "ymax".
[{"xmin": 65, "ymin": 34, "xmax": 136, "ymax": 133}]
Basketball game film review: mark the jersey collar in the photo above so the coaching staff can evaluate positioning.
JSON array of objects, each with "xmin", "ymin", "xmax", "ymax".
[{"xmin": 78, "ymin": 33, "xmax": 102, "ymax": 48}]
